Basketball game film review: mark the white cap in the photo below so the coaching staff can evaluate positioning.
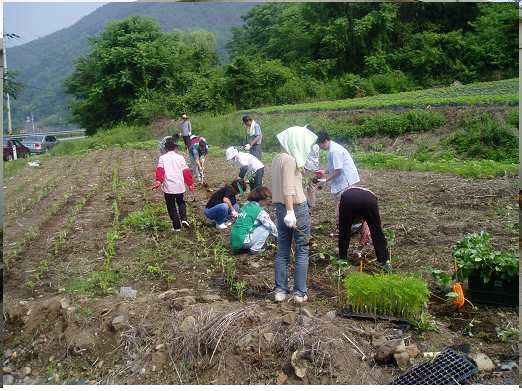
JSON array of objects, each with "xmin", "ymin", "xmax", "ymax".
[{"xmin": 226, "ymin": 147, "xmax": 238, "ymax": 161}]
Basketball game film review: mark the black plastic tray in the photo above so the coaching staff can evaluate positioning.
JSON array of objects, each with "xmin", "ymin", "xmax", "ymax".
[{"xmin": 389, "ymin": 348, "xmax": 478, "ymax": 385}]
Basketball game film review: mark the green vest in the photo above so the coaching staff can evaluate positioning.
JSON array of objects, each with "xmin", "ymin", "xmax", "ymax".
[
  {"xmin": 188, "ymin": 142, "xmax": 200, "ymax": 158},
  {"xmin": 230, "ymin": 202, "xmax": 264, "ymax": 249}
]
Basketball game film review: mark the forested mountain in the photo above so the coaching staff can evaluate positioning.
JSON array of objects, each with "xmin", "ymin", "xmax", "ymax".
[
  {"xmin": 4, "ymin": 2, "xmax": 518, "ymax": 134},
  {"xmin": 4, "ymin": 2, "xmax": 255, "ymax": 131}
]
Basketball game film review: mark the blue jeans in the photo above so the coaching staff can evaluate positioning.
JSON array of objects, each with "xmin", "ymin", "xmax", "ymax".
[
  {"xmin": 204, "ymin": 203, "xmax": 239, "ymax": 225},
  {"xmin": 274, "ymin": 202, "xmax": 311, "ymax": 297},
  {"xmin": 242, "ymin": 225, "xmax": 271, "ymax": 253}
]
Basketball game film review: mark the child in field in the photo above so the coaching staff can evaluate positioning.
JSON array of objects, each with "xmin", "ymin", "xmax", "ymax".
[
  {"xmin": 152, "ymin": 139, "xmax": 194, "ymax": 231},
  {"xmin": 230, "ymin": 187, "xmax": 277, "ymax": 254},
  {"xmin": 204, "ymin": 179, "xmax": 246, "ymax": 229}
]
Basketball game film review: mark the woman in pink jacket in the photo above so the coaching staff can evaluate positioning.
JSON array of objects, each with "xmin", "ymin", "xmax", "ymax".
[{"xmin": 152, "ymin": 139, "xmax": 194, "ymax": 231}]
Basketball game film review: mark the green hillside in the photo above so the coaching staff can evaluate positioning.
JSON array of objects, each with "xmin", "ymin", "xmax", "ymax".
[{"xmin": 4, "ymin": 2, "xmax": 255, "ymax": 130}]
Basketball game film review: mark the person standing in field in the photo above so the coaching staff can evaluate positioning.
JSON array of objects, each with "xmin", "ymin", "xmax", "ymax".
[
  {"xmin": 316, "ymin": 130, "xmax": 360, "ymax": 207},
  {"xmin": 230, "ymin": 187, "xmax": 278, "ymax": 254},
  {"xmin": 188, "ymin": 138, "xmax": 208, "ymax": 183},
  {"xmin": 152, "ymin": 139, "xmax": 194, "ymax": 231},
  {"xmin": 301, "ymin": 125, "xmax": 321, "ymax": 208},
  {"xmin": 271, "ymin": 126, "xmax": 317, "ymax": 304},
  {"xmin": 335, "ymin": 187, "xmax": 391, "ymax": 269},
  {"xmin": 180, "ymin": 114, "xmax": 192, "ymax": 154},
  {"xmin": 225, "ymin": 147, "xmax": 264, "ymax": 191},
  {"xmin": 242, "ymin": 115, "xmax": 262, "ymax": 162}
]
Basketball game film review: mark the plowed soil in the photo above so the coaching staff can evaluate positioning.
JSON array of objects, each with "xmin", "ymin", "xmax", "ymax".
[{"xmin": 2, "ymin": 140, "xmax": 519, "ymax": 385}]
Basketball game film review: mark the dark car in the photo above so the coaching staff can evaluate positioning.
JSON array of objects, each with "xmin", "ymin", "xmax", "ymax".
[
  {"xmin": 3, "ymin": 138, "xmax": 31, "ymax": 161},
  {"xmin": 22, "ymin": 135, "xmax": 59, "ymax": 154}
]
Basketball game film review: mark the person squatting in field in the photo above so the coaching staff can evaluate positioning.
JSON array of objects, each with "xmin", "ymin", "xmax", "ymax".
[
  {"xmin": 188, "ymin": 136, "xmax": 208, "ymax": 183},
  {"xmin": 225, "ymin": 146, "xmax": 264, "ymax": 191},
  {"xmin": 152, "ymin": 139, "xmax": 194, "ymax": 231},
  {"xmin": 271, "ymin": 126, "xmax": 317, "ymax": 304},
  {"xmin": 229, "ymin": 187, "xmax": 278, "ymax": 254},
  {"xmin": 335, "ymin": 187, "xmax": 391, "ymax": 269},
  {"xmin": 204, "ymin": 179, "xmax": 247, "ymax": 229}
]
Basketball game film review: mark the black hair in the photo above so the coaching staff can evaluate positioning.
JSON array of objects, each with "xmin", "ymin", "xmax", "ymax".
[
  {"xmin": 199, "ymin": 140, "xmax": 207, "ymax": 150},
  {"xmin": 316, "ymin": 130, "xmax": 330, "ymax": 144}
]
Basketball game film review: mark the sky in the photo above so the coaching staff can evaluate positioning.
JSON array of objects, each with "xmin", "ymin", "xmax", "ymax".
[{"xmin": 2, "ymin": 2, "xmax": 115, "ymax": 48}]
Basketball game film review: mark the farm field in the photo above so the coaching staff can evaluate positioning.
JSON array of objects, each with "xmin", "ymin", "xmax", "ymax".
[{"xmin": 2, "ymin": 137, "xmax": 519, "ymax": 385}]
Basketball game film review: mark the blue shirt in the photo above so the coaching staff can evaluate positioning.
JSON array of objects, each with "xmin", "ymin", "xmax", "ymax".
[
  {"xmin": 327, "ymin": 141, "xmax": 360, "ymax": 193},
  {"xmin": 250, "ymin": 123, "xmax": 262, "ymax": 145}
]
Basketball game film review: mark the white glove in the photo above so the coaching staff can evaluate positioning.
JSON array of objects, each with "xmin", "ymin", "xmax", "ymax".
[
  {"xmin": 352, "ymin": 249, "xmax": 362, "ymax": 259},
  {"xmin": 231, "ymin": 210, "xmax": 238, "ymax": 218},
  {"xmin": 317, "ymin": 178, "xmax": 327, "ymax": 183},
  {"xmin": 189, "ymin": 131, "xmax": 192, "ymax": 136},
  {"xmin": 244, "ymin": 144, "xmax": 251, "ymax": 151},
  {"xmin": 200, "ymin": 157, "xmax": 205, "ymax": 164},
  {"xmin": 283, "ymin": 211, "xmax": 296, "ymax": 228}
]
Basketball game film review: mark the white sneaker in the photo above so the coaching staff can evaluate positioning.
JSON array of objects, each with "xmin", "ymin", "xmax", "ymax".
[
  {"xmin": 181, "ymin": 221, "xmax": 189, "ymax": 228},
  {"xmin": 171, "ymin": 228, "xmax": 181, "ymax": 232},
  {"xmin": 216, "ymin": 223, "xmax": 228, "ymax": 229},
  {"xmin": 293, "ymin": 295, "xmax": 308, "ymax": 304},
  {"xmin": 225, "ymin": 221, "xmax": 233, "ymax": 227},
  {"xmin": 274, "ymin": 292, "xmax": 291, "ymax": 302}
]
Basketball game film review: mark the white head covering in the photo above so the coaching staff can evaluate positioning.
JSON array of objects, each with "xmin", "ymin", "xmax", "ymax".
[
  {"xmin": 226, "ymin": 147, "xmax": 239, "ymax": 161},
  {"xmin": 277, "ymin": 126, "xmax": 318, "ymax": 168}
]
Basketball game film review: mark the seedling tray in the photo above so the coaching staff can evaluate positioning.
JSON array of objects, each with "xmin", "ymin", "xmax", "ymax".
[{"xmin": 389, "ymin": 348, "xmax": 478, "ymax": 385}]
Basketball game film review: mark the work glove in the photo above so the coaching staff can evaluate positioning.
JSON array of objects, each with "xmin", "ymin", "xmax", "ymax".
[
  {"xmin": 317, "ymin": 178, "xmax": 327, "ymax": 183},
  {"xmin": 152, "ymin": 182, "xmax": 161, "ymax": 190},
  {"xmin": 283, "ymin": 211, "xmax": 297, "ymax": 228},
  {"xmin": 189, "ymin": 131, "xmax": 192, "ymax": 136},
  {"xmin": 231, "ymin": 210, "xmax": 238, "ymax": 218},
  {"xmin": 352, "ymin": 249, "xmax": 362, "ymax": 259},
  {"xmin": 244, "ymin": 144, "xmax": 251, "ymax": 151},
  {"xmin": 200, "ymin": 157, "xmax": 205, "ymax": 164}
]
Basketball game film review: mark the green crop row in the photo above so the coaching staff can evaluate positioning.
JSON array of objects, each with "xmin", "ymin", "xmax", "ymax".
[{"xmin": 344, "ymin": 272, "xmax": 430, "ymax": 319}]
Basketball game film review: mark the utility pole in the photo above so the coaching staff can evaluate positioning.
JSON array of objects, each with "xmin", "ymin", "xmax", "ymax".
[
  {"xmin": 2, "ymin": 35, "xmax": 12, "ymax": 135},
  {"xmin": 31, "ymin": 112, "xmax": 34, "ymax": 132}
]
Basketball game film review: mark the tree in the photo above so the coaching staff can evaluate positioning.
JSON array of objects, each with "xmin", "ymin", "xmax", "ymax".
[
  {"xmin": 3, "ymin": 69, "xmax": 27, "ymax": 102},
  {"xmin": 63, "ymin": 15, "xmax": 220, "ymax": 135}
]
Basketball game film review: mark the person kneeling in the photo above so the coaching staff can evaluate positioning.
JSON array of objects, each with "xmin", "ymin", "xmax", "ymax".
[{"xmin": 230, "ymin": 187, "xmax": 278, "ymax": 254}]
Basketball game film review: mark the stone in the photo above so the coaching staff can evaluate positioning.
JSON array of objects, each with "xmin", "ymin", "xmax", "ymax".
[
  {"xmin": 23, "ymin": 376, "xmax": 31, "ymax": 383},
  {"xmin": 405, "ymin": 345, "xmax": 420, "ymax": 359},
  {"xmin": 276, "ymin": 372, "xmax": 288, "ymax": 385},
  {"xmin": 179, "ymin": 316, "xmax": 196, "ymax": 333},
  {"xmin": 332, "ymin": 371, "xmax": 340, "ymax": 378},
  {"xmin": 49, "ymin": 356, "xmax": 54, "ymax": 363},
  {"xmin": 251, "ymin": 262, "xmax": 261, "ymax": 269},
  {"xmin": 78, "ymin": 297, "xmax": 90, "ymax": 304},
  {"xmin": 157, "ymin": 290, "xmax": 175, "ymax": 300},
  {"xmin": 197, "ymin": 295, "xmax": 222, "ymax": 303},
  {"xmin": 60, "ymin": 299, "xmax": 70, "ymax": 309},
  {"xmin": 282, "ymin": 313, "xmax": 297, "ymax": 325},
  {"xmin": 236, "ymin": 333, "xmax": 252, "ymax": 347},
  {"xmin": 298, "ymin": 315, "xmax": 312, "ymax": 327},
  {"xmin": 112, "ymin": 315, "xmax": 126, "ymax": 331},
  {"xmin": 21, "ymin": 367, "xmax": 31, "ymax": 376},
  {"xmin": 374, "ymin": 339, "xmax": 406, "ymax": 365},
  {"xmin": 119, "ymin": 287, "xmax": 137, "ymax": 298},
  {"xmin": 299, "ymin": 307, "xmax": 314, "ymax": 318},
  {"xmin": 325, "ymin": 310, "xmax": 337, "ymax": 319},
  {"xmin": 139, "ymin": 368, "xmax": 146, "ymax": 375},
  {"xmin": 291, "ymin": 350, "xmax": 308, "ymax": 379},
  {"xmin": 263, "ymin": 333, "xmax": 274, "ymax": 343},
  {"xmin": 173, "ymin": 288, "xmax": 195, "ymax": 297},
  {"xmin": 97, "ymin": 360, "xmax": 104, "ymax": 369},
  {"xmin": 371, "ymin": 332, "xmax": 388, "ymax": 348},
  {"xmin": 156, "ymin": 344, "xmax": 165, "ymax": 351},
  {"xmin": 469, "ymin": 353, "xmax": 495, "ymax": 373},
  {"xmin": 3, "ymin": 367, "xmax": 12, "ymax": 375},
  {"xmin": 20, "ymin": 301, "xmax": 29, "ymax": 305},
  {"xmin": 500, "ymin": 362, "xmax": 518, "ymax": 372},
  {"xmin": 170, "ymin": 296, "xmax": 196, "ymax": 310},
  {"xmin": 5, "ymin": 349, "xmax": 13, "ymax": 358},
  {"xmin": 3, "ymin": 375, "xmax": 14, "ymax": 385},
  {"xmin": 394, "ymin": 352, "xmax": 410, "ymax": 368}
]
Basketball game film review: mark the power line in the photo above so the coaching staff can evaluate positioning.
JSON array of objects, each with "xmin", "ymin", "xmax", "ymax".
[{"xmin": 5, "ymin": 34, "xmax": 71, "ymax": 61}]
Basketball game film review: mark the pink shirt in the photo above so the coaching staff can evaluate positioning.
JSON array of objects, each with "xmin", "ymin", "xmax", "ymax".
[{"xmin": 157, "ymin": 151, "xmax": 189, "ymax": 194}]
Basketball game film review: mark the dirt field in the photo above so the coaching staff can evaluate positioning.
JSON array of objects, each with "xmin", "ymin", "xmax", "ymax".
[{"xmin": 2, "ymin": 137, "xmax": 519, "ymax": 385}]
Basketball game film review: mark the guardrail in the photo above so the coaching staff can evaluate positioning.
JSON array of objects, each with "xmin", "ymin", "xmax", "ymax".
[{"xmin": 4, "ymin": 129, "xmax": 86, "ymax": 140}]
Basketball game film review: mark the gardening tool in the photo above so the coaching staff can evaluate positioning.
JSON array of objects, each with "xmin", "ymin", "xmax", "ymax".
[{"xmin": 451, "ymin": 257, "xmax": 465, "ymax": 308}]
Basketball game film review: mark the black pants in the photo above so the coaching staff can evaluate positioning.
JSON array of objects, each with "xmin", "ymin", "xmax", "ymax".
[
  {"xmin": 249, "ymin": 143, "xmax": 262, "ymax": 162},
  {"xmin": 182, "ymin": 135, "xmax": 191, "ymax": 150},
  {"xmin": 164, "ymin": 193, "xmax": 187, "ymax": 229},
  {"xmin": 338, "ymin": 188, "xmax": 389, "ymax": 264}
]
